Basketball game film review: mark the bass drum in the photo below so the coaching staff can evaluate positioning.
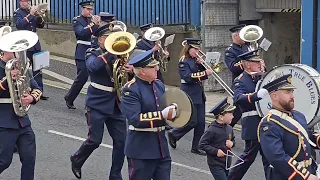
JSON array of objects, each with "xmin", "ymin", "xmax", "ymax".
[{"xmin": 255, "ymin": 64, "xmax": 320, "ymax": 128}]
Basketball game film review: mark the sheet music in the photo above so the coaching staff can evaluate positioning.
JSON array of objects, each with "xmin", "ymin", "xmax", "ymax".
[
  {"xmin": 205, "ymin": 52, "xmax": 221, "ymax": 65},
  {"xmin": 133, "ymin": 32, "xmax": 140, "ymax": 40},
  {"xmin": 164, "ymin": 34, "xmax": 175, "ymax": 47},
  {"xmin": 33, "ymin": 50, "xmax": 50, "ymax": 71},
  {"xmin": 259, "ymin": 38, "xmax": 272, "ymax": 51}
]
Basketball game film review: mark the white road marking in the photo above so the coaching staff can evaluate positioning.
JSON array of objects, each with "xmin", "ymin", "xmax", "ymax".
[
  {"xmin": 48, "ymin": 129, "xmax": 211, "ymax": 175},
  {"xmin": 50, "ymin": 55, "xmax": 76, "ymax": 65},
  {"xmin": 42, "ymin": 69, "xmax": 90, "ymax": 88}
]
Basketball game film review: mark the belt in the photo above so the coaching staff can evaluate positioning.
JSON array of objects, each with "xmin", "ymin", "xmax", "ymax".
[
  {"xmin": 0, "ymin": 98, "xmax": 12, "ymax": 103},
  {"xmin": 90, "ymin": 82, "xmax": 114, "ymax": 92},
  {"xmin": 77, "ymin": 40, "xmax": 91, "ymax": 45},
  {"xmin": 128, "ymin": 125, "xmax": 166, "ymax": 132},
  {"xmin": 241, "ymin": 110, "xmax": 259, "ymax": 118}
]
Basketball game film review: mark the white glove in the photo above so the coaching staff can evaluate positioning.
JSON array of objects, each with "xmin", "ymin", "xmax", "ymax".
[
  {"xmin": 161, "ymin": 105, "xmax": 177, "ymax": 121},
  {"xmin": 257, "ymin": 88, "xmax": 269, "ymax": 99}
]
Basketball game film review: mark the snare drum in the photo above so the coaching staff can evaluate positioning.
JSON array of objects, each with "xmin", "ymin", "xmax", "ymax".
[{"xmin": 255, "ymin": 64, "xmax": 320, "ymax": 127}]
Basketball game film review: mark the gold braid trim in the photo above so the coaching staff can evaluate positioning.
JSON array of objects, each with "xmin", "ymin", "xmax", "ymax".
[{"xmin": 269, "ymin": 117, "xmax": 301, "ymax": 159}]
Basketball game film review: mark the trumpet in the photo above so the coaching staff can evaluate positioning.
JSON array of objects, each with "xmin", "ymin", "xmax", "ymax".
[
  {"xmin": 29, "ymin": 3, "xmax": 48, "ymax": 18},
  {"xmin": 89, "ymin": 14, "xmax": 101, "ymax": 25},
  {"xmin": 192, "ymin": 48, "xmax": 233, "ymax": 97}
]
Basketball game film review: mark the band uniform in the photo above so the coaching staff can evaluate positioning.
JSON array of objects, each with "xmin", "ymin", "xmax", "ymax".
[
  {"xmin": 64, "ymin": 1, "xmax": 99, "ymax": 109},
  {"xmin": 167, "ymin": 38, "xmax": 208, "ymax": 156},
  {"xmin": 199, "ymin": 97, "xmax": 236, "ymax": 180},
  {"xmin": 70, "ymin": 24, "xmax": 126, "ymax": 180},
  {"xmin": 227, "ymin": 49, "xmax": 269, "ymax": 180},
  {"xmin": 258, "ymin": 74, "xmax": 320, "ymax": 180},
  {"xmin": 135, "ymin": 23, "xmax": 164, "ymax": 82},
  {"xmin": 120, "ymin": 49, "xmax": 176, "ymax": 180},
  {"xmin": 225, "ymin": 24, "xmax": 249, "ymax": 127},
  {"xmin": 13, "ymin": 0, "xmax": 47, "ymax": 100},
  {"xmin": 0, "ymin": 32, "xmax": 43, "ymax": 180}
]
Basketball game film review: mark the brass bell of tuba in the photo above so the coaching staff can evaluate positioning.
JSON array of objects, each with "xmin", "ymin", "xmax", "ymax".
[
  {"xmin": 104, "ymin": 31, "xmax": 137, "ymax": 98},
  {"xmin": 144, "ymin": 27, "xmax": 169, "ymax": 72},
  {"xmin": 239, "ymin": 25, "xmax": 263, "ymax": 51},
  {"xmin": 0, "ymin": 30, "xmax": 39, "ymax": 117},
  {"xmin": 110, "ymin": 20, "xmax": 127, "ymax": 32}
]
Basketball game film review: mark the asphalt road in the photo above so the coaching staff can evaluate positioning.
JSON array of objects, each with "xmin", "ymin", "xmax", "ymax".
[{"xmin": 0, "ymin": 58, "xmax": 265, "ymax": 180}]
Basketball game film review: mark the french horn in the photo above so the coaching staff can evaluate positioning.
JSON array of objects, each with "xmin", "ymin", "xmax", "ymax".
[
  {"xmin": 144, "ymin": 27, "xmax": 169, "ymax": 72},
  {"xmin": 0, "ymin": 30, "xmax": 39, "ymax": 117},
  {"xmin": 104, "ymin": 31, "xmax": 137, "ymax": 98}
]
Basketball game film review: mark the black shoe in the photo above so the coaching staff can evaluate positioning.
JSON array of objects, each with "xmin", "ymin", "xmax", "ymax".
[
  {"xmin": 191, "ymin": 149, "xmax": 206, "ymax": 156},
  {"xmin": 40, "ymin": 95, "xmax": 49, "ymax": 100},
  {"xmin": 70, "ymin": 156, "xmax": 81, "ymax": 179},
  {"xmin": 167, "ymin": 131, "xmax": 177, "ymax": 149},
  {"xmin": 64, "ymin": 96, "xmax": 76, "ymax": 109}
]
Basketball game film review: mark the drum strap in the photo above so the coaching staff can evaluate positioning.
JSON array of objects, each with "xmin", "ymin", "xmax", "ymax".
[{"xmin": 270, "ymin": 109, "xmax": 317, "ymax": 147}]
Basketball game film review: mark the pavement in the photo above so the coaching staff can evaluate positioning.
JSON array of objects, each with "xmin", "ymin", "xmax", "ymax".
[{"xmin": 0, "ymin": 55, "xmax": 264, "ymax": 180}]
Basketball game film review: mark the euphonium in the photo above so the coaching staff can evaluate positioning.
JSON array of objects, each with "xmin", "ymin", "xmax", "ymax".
[
  {"xmin": 239, "ymin": 25, "xmax": 263, "ymax": 51},
  {"xmin": 104, "ymin": 31, "xmax": 137, "ymax": 98},
  {"xmin": 144, "ymin": 27, "xmax": 169, "ymax": 72},
  {"xmin": 0, "ymin": 30, "xmax": 39, "ymax": 117}
]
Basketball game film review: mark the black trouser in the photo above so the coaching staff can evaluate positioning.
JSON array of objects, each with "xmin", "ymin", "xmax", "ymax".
[{"xmin": 0, "ymin": 126, "xmax": 36, "ymax": 180}]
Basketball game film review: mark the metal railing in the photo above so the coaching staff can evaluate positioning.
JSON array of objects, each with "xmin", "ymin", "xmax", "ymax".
[{"xmin": 1, "ymin": 0, "xmax": 190, "ymax": 26}]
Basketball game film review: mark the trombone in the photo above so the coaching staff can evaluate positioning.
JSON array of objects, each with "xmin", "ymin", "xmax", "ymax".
[
  {"xmin": 197, "ymin": 51, "xmax": 234, "ymax": 97},
  {"xmin": 182, "ymin": 41, "xmax": 234, "ymax": 97}
]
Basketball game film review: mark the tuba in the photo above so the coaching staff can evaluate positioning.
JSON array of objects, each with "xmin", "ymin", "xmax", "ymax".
[
  {"xmin": 239, "ymin": 25, "xmax": 263, "ymax": 51},
  {"xmin": 104, "ymin": 31, "xmax": 137, "ymax": 98},
  {"xmin": 0, "ymin": 30, "xmax": 39, "ymax": 117},
  {"xmin": 110, "ymin": 20, "xmax": 127, "ymax": 32},
  {"xmin": 0, "ymin": 26, "xmax": 12, "ymax": 59},
  {"xmin": 144, "ymin": 27, "xmax": 169, "ymax": 72}
]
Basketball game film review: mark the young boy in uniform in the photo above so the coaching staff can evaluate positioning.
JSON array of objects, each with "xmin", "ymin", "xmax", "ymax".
[{"xmin": 199, "ymin": 97, "xmax": 236, "ymax": 180}]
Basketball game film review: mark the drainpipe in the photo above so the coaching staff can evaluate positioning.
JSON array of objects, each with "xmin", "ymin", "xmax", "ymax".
[{"xmin": 301, "ymin": 0, "xmax": 315, "ymax": 68}]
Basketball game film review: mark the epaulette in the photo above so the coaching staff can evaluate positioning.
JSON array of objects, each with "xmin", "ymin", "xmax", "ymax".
[
  {"xmin": 14, "ymin": 8, "xmax": 20, "ymax": 13},
  {"xmin": 73, "ymin": 16, "xmax": 80, "ymax": 20},
  {"xmin": 226, "ymin": 45, "xmax": 232, "ymax": 51},
  {"xmin": 257, "ymin": 113, "xmax": 272, "ymax": 142},
  {"xmin": 137, "ymin": 39, "xmax": 142, "ymax": 43},
  {"xmin": 179, "ymin": 55, "xmax": 185, "ymax": 62},
  {"xmin": 85, "ymin": 48, "xmax": 95, "ymax": 57},
  {"xmin": 236, "ymin": 73, "xmax": 243, "ymax": 80}
]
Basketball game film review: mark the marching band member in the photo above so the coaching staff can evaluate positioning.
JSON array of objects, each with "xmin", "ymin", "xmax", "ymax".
[
  {"xmin": 135, "ymin": 23, "xmax": 168, "ymax": 82},
  {"xmin": 64, "ymin": 1, "xmax": 100, "ymax": 109},
  {"xmin": 0, "ymin": 30, "xmax": 42, "ymax": 180},
  {"xmin": 120, "ymin": 49, "xmax": 176, "ymax": 180},
  {"xmin": 167, "ymin": 38, "xmax": 212, "ymax": 156},
  {"xmin": 199, "ymin": 97, "xmax": 236, "ymax": 180},
  {"xmin": 224, "ymin": 24, "xmax": 249, "ymax": 127},
  {"xmin": 258, "ymin": 74, "xmax": 319, "ymax": 180},
  {"xmin": 91, "ymin": 12, "xmax": 116, "ymax": 49},
  {"xmin": 227, "ymin": 49, "xmax": 270, "ymax": 180},
  {"xmin": 14, "ymin": 0, "xmax": 48, "ymax": 100},
  {"xmin": 70, "ymin": 24, "xmax": 127, "ymax": 180}
]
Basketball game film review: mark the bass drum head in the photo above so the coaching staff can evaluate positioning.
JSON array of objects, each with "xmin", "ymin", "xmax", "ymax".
[{"xmin": 255, "ymin": 64, "xmax": 320, "ymax": 126}]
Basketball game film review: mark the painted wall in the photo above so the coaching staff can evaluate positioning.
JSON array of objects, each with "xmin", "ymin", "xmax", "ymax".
[{"xmin": 259, "ymin": 13, "xmax": 301, "ymax": 69}]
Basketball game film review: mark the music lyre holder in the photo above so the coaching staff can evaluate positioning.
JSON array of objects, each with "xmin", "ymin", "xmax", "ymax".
[{"xmin": 225, "ymin": 150, "xmax": 244, "ymax": 170}]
